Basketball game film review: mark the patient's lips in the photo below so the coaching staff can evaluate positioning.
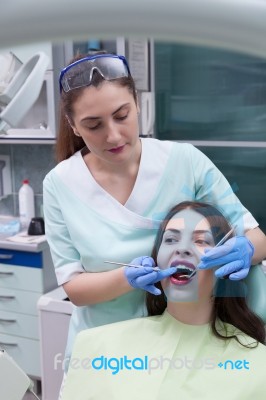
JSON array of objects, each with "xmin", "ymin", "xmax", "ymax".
[{"xmin": 169, "ymin": 260, "xmax": 196, "ymax": 285}]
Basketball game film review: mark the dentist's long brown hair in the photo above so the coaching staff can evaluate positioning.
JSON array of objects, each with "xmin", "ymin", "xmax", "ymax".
[{"xmin": 146, "ymin": 201, "xmax": 265, "ymax": 346}]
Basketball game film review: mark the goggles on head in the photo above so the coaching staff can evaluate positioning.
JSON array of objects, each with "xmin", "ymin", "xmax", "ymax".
[{"xmin": 59, "ymin": 54, "xmax": 131, "ymax": 93}]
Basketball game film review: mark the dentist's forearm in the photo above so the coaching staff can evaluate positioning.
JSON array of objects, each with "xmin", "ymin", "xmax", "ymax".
[
  {"xmin": 246, "ymin": 227, "xmax": 266, "ymax": 264},
  {"xmin": 63, "ymin": 267, "xmax": 133, "ymax": 306}
]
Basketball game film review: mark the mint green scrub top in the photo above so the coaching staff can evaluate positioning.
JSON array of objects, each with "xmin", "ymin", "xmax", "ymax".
[
  {"xmin": 43, "ymin": 138, "xmax": 258, "ymax": 371},
  {"xmin": 62, "ymin": 311, "xmax": 266, "ymax": 400}
]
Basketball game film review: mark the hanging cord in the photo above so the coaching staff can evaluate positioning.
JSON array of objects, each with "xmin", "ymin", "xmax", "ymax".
[
  {"xmin": 28, "ymin": 389, "xmax": 41, "ymax": 400},
  {"xmin": 27, "ymin": 380, "xmax": 41, "ymax": 400}
]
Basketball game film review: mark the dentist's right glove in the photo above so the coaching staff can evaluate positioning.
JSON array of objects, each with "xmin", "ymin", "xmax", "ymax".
[{"xmin": 124, "ymin": 256, "xmax": 177, "ymax": 295}]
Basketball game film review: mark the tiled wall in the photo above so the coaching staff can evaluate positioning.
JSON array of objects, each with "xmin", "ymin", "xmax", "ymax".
[{"xmin": 0, "ymin": 144, "xmax": 56, "ymax": 217}]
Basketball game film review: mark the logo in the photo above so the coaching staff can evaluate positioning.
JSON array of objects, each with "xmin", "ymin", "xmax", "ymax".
[
  {"xmin": 54, "ymin": 353, "xmax": 250, "ymax": 374},
  {"xmin": 218, "ymin": 359, "xmax": 250, "ymax": 370}
]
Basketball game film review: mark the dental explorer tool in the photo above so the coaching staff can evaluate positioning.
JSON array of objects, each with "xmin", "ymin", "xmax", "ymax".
[{"xmin": 104, "ymin": 261, "xmax": 161, "ymax": 271}]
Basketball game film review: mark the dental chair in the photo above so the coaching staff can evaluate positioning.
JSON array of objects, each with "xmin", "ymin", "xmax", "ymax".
[
  {"xmin": 0, "ymin": 348, "xmax": 40, "ymax": 400},
  {"xmin": 0, "ymin": 51, "xmax": 49, "ymax": 133},
  {"xmin": 245, "ymin": 263, "xmax": 266, "ymax": 326}
]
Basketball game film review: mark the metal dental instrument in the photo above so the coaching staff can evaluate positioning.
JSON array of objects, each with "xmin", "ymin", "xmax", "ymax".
[
  {"xmin": 179, "ymin": 226, "xmax": 236, "ymax": 279},
  {"xmin": 104, "ymin": 260, "xmax": 161, "ymax": 271}
]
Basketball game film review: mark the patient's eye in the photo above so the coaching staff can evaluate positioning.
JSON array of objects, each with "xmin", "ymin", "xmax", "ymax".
[
  {"xmin": 165, "ymin": 236, "xmax": 179, "ymax": 243},
  {"xmin": 195, "ymin": 239, "xmax": 210, "ymax": 245},
  {"xmin": 194, "ymin": 232, "xmax": 214, "ymax": 247},
  {"xmin": 163, "ymin": 231, "xmax": 181, "ymax": 244}
]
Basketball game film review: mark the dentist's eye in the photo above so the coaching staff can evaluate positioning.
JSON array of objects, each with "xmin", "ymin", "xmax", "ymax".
[
  {"xmin": 115, "ymin": 113, "xmax": 128, "ymax": 121},
  {"xmin": 88, "ymin": 123, "xmax": 101, "ymax": 130}
]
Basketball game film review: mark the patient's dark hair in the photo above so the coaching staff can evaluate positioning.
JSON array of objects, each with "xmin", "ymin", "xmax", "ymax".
[{"xmin": 146, "ymin": 201, "xmax": 265, "ymax": 346}]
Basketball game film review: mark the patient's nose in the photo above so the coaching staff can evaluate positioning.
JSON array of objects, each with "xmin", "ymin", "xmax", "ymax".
[{"xmin": 174, "ymin": 237, "xmax": 193, "ymax": 258}]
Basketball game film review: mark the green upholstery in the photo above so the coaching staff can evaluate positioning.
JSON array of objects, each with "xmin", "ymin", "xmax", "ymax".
[{"xmin": 245, "ymin": 264, "xmax": 266, "ymax": 324}]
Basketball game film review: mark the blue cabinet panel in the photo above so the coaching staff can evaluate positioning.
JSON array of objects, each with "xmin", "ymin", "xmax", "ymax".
[{"xmin": 0, "ymin": 249, "xmax": 43, "ymax": 268}]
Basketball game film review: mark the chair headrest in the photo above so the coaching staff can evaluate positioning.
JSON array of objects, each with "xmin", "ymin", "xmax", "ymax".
[{"xmin": 245, "ymin": 264, "xmax": 266, "ymax": 324}]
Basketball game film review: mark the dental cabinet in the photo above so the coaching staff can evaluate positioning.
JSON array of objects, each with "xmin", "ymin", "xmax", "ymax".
[{"xmin": 0, "ymin": 240, "xmax": 57, "ymax": 378}]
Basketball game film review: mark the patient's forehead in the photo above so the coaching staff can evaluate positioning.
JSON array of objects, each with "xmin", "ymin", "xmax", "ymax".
[{"xmin": 165, "ymin": 209, "xmax": 211, "ymax": 232}]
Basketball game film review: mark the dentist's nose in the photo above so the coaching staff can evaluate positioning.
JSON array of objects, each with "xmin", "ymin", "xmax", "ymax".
[{"xmin": 105, "ymin": 122, "xmax": 122, "ymax": 144}]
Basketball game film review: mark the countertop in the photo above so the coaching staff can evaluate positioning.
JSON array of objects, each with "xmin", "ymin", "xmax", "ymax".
[
  {"xmin": 0, "ymin": 217, "xmax": 48, "ymax": 252},
  {"xmin": 0, "ymin": 236, "xmax": 48, "ymax": 252}
]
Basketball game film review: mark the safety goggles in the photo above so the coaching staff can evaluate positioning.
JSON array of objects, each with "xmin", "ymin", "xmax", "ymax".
[{"xmin": 59, "ymin": 54, "xmax": 131, "ymax": 92}]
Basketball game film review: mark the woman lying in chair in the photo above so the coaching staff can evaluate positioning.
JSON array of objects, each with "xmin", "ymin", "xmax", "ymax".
[{"xmin": 62, "ymin": 201, "xmax": 266, "ymax": 400}]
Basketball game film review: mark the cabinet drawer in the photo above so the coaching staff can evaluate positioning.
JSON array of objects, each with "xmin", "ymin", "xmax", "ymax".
[
  {"xmin": 0, "ymin": 310, "xmax": 38, "ymax": 339},
  {"xmin": 0, "ymin": 249, "xmax": 42, "ymax": 267},
  {"xmin": 0, "ymin": 265, "xmax": 43, "ymax": 292},
  {"xmin": 0, "ymin": 333, "xmax": 40, "ymax": 377},
  {"xmin": 0, "ymin": 288, "xmax": 41, "ymax": 315}
]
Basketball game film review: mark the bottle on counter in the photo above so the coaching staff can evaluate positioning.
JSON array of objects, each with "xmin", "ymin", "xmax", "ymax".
[{"xmin": 18, "ymin": 179, "xmax": 35, "ymax": 230}]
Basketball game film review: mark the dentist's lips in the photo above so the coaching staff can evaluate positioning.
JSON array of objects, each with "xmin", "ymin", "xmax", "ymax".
[
  {"xmin": 169, "ymin": 260, "xmax": 196, "ymax": 285},
  {"xmin": 108, "ymin": 145, "xmax": 125, "ymax": 154}
]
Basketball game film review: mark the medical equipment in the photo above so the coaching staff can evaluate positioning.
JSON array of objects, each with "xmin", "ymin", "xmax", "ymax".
[
  {"xmin": 0, "ymin": 160, "xmax": 5, "ymax": 197},
  {"xmin": 0, "ymin": 155, "xmax": 11, "ymax": 198},
  {"xmin": 59, "ymin": 54, "xmax": 131, "ymax": 92},
  {"xmin": 180, "ymin": 226, "xmax": 235, "ymax": 279},
  {"xmin": 104, "ymin": 260, "xmax": 160, "ymax": 271},
  {"xmin": 0, "ymin": 51, "xmax": 49, "ymax": 133},
  {"xmin": 0, "ymin": 52, "xmax": 22, "ymax": 93}
]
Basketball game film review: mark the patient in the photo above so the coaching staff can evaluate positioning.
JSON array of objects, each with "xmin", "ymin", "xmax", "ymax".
[{"xmin": 62, "ymin": 201, "xmax": 266, "ymax": 400}]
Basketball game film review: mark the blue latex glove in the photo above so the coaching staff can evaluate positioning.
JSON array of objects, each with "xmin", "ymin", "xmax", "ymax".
[
  {"xmin": 124, "ymin": 256, "xmax": 177, "ymax": 295},
  {"xmin": 198, "ymin": 236, "xmax": 254, "ymax": 280}
]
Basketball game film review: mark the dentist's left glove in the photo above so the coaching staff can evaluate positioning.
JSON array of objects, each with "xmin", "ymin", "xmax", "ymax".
[
  {"xmin": 198, "ymin": 236, "xmax": 254, "ymax": 280},
  {"xmin": 124, "ymin": 256, "xmax": 177, "ymax": 295}
]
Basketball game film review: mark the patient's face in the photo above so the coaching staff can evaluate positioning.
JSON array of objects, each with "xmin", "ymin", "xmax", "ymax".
[{"xmin": 157, "ymin": 208, "xmax": 216, "ymax": 302}]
